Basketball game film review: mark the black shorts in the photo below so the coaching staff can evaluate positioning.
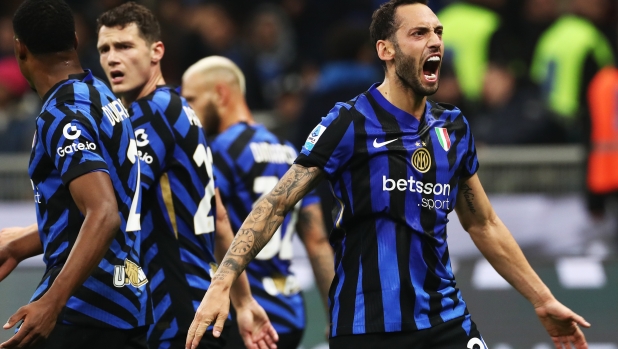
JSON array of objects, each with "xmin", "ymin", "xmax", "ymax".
[
  {"xmin": 225, "ymin": 321, "xmax": 303, "ymax": 349},
  {"xmin": 37, "ymin": 323, "xmax": 148, "ymax": 349},
  {"xmin": 149, "ymin": 328, "xmax": 228, "ymax": 349},
  {"xmin": 329, "ymin": 315, "xmax": 486, "ymax": 349}
]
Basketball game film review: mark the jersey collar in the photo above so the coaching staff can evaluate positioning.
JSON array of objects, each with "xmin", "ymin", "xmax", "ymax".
[{"xmin": 368, "ymin": 82, "xmax": 431, "ymax": 130}]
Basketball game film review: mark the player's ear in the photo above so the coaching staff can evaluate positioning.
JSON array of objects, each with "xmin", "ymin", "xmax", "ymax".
[
  {"xmin": 151, "ymin": 41, "xmax": 164, "ymax": 65},
  {"xmin": 14, "ymin": 37, "xmax": 28, "ymax": 61},
  {"xmin": 73, "ymin": 32, "xmax": 79, "ymax": 50},
  {"xmin": 376, "ymin": 39, "xmax": 395, "ymax": 64},
  {"xmin": 214, "ymin": 83, "xmax": 230, "ymax": 107}
]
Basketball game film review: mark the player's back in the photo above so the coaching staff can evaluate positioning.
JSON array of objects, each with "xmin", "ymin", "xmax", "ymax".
[
  {"xmin": 128, "ymin": 85, "xmax": 217, "ymax": 344},
  {"xmin": 211, "ymin": 122, "xmax": 318, "ymax": 334},
  {"xmin": 28, "ymin": 70, "xmax": 147, "ymax": 329}
]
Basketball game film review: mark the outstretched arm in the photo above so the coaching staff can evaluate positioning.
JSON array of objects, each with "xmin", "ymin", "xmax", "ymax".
[
  {"xmin": 187, "ymin": 164, "xmax": 325, "ymax": 349},
  {"xmin": 455, "ymin": 174, "xmax": 590, "ymax": 349},
  {"xmin": 296, "ymin": 203, "xmax": 334, "ymax": 323},
  {"xmin": 213, "ymin": 189, "xmax": 277, "ymax": 349}
]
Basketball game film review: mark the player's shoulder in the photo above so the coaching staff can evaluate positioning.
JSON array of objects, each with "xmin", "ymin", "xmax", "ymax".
[
  {"xmin": 428, "ymin": 100, "xmax": 473, "ymax": 133},
  {"xmin": 210, "ymin": 122, "xmax": 254, "ymax": 152}
]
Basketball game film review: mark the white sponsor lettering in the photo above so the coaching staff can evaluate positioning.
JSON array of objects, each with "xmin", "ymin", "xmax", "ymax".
[
  {"xmin": 56, "ymin": 141, "xmax": 97, "ymax": 157},
  {"xmin": 467, "ymin": 337, "xmax": 486, "ymax": 349},
  {"xmin": 249, "ymin": 142, "xmax": 297, "ymax": 164},
  {"xmin": 382, "ymin": 175, "xmax": 451, "ymax": 210}
]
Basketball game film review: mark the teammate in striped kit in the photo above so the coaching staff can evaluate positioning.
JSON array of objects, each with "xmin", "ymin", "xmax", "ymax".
[
  {"xmin": 96, "ymin": 3, "xmax": 277, "ymax": 349},
  {"xmin": 0, "ymin": 1, "xmax": 148, "ymax": 348},
  {"xmin": 181, "ymin": 56, "xmax": 334, "ymax": 349},
  {"xmin": 187, "ymin": 1, "xmax": 591, "ymax": 349}
]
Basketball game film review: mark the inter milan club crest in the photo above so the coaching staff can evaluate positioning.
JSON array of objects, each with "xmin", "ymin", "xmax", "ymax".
[
  {"xmin": 412, "ymin": 147, "xmax": 431, "ymax": 173},
  {"xmin": 434, "ymin": 127, "xmax": 451, "ymax": 151}
]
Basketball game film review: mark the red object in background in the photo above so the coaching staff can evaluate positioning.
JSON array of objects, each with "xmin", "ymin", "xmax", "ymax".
[
  {"xmin": 587, "ymin": 66, "xmax": 618, "ymax": 193},
  {"xmin": 0, "ymin": 57, "xmax": 30, "ymax": 98}
]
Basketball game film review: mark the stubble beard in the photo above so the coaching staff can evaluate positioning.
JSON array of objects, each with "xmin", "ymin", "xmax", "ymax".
[{"xmin": 393, "ymin": 42, "xmax": 439, "ymax": 97}]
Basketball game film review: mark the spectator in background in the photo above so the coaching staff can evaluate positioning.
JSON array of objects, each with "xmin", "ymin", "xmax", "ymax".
[
  {"xmin": 293, "ymin": 23, "xmax": 381, "ymax": 231},
  {"xmin": 584, "ymin": 66, "xmax": 618, "ymax": 255},
  {"xmin": 0, "ymin": 16, "xmax": 14, "ymax": 58},
  {"xmin": 0, "ymin": 57, "xmax": 38, "ymax": 153},
  {"xmin": 182, "ymin": 3, "xmax": 266, "ymax": 110},
  {"xmin": 438, "ymin": 0, "xmax": 505, "ymax": 103},
  {"xmin": 530, "ymin": 0, "xmax": 615, "ymax": 142}
]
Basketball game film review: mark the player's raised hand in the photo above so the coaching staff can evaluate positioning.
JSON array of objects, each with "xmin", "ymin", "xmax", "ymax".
[
  {"xmin": 186, "ymin": 285, "xmax": 231, "ymax": 349},
  {"xmin": 535, "ymin": 299, "xmax": 591, "ymax": 349},
  {"xmin": 1, "ymin": 294, "xmax": 62, "ymax": 349},
  {"xmin": 236, "ymin": 298, "xmax": 278, "ymax": 349}
]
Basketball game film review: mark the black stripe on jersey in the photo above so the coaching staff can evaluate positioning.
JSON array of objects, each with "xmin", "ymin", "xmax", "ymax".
[
  {"xmin": 366, "ymin": 93, "xmax": 418, "ymax": 331},
  {"xmin": 61, "ymin": 161, "xmax": 108, "ymax": 185},
  {"xmin": 251, "ymin": 286, "xmax": 297, "ymax": 315},
  {"xmin": 228, "ymin": 127, "xmax": 256, "ymax": 161},
  {"xmin": 440, "ymin": 245, "xmax": 460, "ymax": 309},
  {"xmin": 212, "ymin": 152, "xmax": 235, "ymax": 185},
  {"xmin": 72, "ymin": 285, "xmax": 139, "ymax": 327},
  {"xmin": 417, "ymin": 116, "xmax": 445, "ymax": 327}
]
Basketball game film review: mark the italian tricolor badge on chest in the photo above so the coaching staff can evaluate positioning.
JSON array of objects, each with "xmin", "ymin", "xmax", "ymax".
[{"xmin": 434, "ymin": 127, "xmax": 451, "ymax": 151}]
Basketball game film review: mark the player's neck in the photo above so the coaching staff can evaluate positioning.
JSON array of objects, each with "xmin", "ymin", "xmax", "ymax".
[
  {"xmin": 31, "ymin": 52, "xmax": 84, "ymax": 100},
  {"xmin": 121, "ymin": 68, "xmax": 165, "ymax": 107},
  {"xmin": 377, "ymin": 75, "xmax": 427, "ymax": 120},
  {"xmin": 220, "ymin": 98, "xmax": 254, "ymax": 133}
]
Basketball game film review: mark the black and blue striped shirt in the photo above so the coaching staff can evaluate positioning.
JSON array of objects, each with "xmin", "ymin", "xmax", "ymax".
[
  {"xmin": 295, "ymin": 83, "xmax": 479, "ymax": 337},
  {"xmin": 28, "ymin": 70, "xmax": 147, "ymax": 329}
]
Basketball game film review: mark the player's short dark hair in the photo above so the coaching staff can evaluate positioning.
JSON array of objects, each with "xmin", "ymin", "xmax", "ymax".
[
  {"xmin": 369, "ymin": 0, "xmax": 429, "ymax": 46},
  {"xmin": 97, "ymin": 2, "xmax": 161, "ymax": 44},
  {"xmin": 12, "ymin": 0, "xmax": 76, "ymax": 55}
]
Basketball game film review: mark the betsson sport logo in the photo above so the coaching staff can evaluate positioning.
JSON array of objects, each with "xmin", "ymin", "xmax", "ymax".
[
  {"xmin": 56, "ymin": 123, "xmax": 97, "ymax": 157},
  {"xmin": 382, "ymin": 146, "xmax": 451, "ymax": 210}
]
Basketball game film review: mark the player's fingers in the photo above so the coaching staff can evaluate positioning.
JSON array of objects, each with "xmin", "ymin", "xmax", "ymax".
[
  {"xmin": 257, "ymin": 338, "xmax": 269, "ymax": 349},
  {"xmin": 571, "ymin": 328, "xmax": 588, "ymax": 349},
  {"xmin": 268, "ymin": 324, "xmax": 279, "ymax": 343},
  {"xmin": 0, "ymin": 323, "xmax": 29, "ymax": 348},
  {"xmin": 551, "ymin": 336, "xmax": 564, "ymax": 349},
  {"xmin": 3, "ymin": 307, "xmax": 26, "ymax": 329},
  {"xmin": 261, "ymin": 325, "xmax": 277, "ymax": 349},
  {"xmin": 212, "ymin": 312, "xmax": 227, "ymax": 338},
  {"xmin": 570, "ymin": 314, "xmax": 591, "ymax": 328}
]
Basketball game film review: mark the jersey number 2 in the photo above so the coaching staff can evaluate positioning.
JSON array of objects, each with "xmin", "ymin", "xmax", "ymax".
[{"xmin": 193, "ymin": 144, "xmax": 216, "ymax": 234}]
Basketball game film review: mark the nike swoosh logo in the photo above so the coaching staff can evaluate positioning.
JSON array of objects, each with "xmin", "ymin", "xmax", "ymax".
[{"xmin": 373, "ymin": 138, "xmax": 398, "ymax": 148}]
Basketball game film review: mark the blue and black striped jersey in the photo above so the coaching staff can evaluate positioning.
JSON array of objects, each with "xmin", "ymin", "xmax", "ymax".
[
  {"xmin": 28, "ymin": 70, "xmax": 147, "ymax": 329},
  {"xmin": 210, "ymin": 123, "xmax": 319, "ymax": 334},
  {"xmin": 129, "ymin": 86, "xmax": 217, "ymax": 344},
  {"xmin": 295, "ymin": 83, "xmax": 479, "ymax": 337}
]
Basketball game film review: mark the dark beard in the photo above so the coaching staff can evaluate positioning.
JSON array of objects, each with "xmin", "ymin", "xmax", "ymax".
[
  {"xmin": 393, "ymin": 42, "xmax": 439, "ymax": 96},
  {"xmin": 203, "ymin": 101, "xmax": 221, "ymax": 137}
]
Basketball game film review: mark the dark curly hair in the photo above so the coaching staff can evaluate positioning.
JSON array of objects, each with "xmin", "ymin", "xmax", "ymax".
[
  {"xmin": 97, "ymin": 2, "xmax": 161, "ymax": 44},
  {"xmin": 13, "ymin": 0, "xmax": 76, "ymax": 55}
]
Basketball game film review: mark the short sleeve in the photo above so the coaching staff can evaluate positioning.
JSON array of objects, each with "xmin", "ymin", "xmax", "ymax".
[
  {"xmin": 460, "ymin": 120, "xmax": 479, "ymax": 178},
  {"xmin": 40, "ymin": 107, "xmax": 108, "ymax": 185},
  {"xmin": 294, "ymin": 103, "xmax": 356, "ymax": 179}
]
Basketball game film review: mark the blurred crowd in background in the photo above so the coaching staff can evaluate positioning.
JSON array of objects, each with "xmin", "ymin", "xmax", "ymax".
[{"xmin": 0, "ymin": 0, "xmax": 616, "ymax": 153}]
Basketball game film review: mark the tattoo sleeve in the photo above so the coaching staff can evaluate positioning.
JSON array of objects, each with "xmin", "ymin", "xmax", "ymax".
[
  {"xmin": 461, "ymin": 182, "xmax": 476, "ymax": 214},
  {"xmin": 214, "ymin": 165, "xmax": 324, "ymax": 283}
]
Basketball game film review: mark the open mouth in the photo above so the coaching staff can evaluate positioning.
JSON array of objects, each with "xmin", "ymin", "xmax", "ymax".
[
  {"xmin": 422, "ymin": 55, "xmax": 441, "ymax": 82},
  {"xmin": 110, "ymin": 70, "xmax": 124, "ymax": 83}
]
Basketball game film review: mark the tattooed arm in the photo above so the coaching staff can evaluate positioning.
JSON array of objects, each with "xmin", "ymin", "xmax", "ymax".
[
  {"xmin": 455, "ymin": 174, "xmax": 590, "ymax": 349},
  {"xmin": 187, "ymin": 164, "xmax": 324, "ymax": 349},
  {"xmin": 296, "ymin": 203, "xmax": 334, "ymax": 320}
]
